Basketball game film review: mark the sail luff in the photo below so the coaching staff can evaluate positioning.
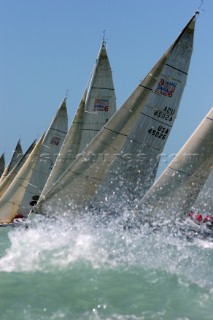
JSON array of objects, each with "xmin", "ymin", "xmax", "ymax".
[
  {"xmin": 0, "ymin": 135, "xmax": 44, "ymax": 223},
  {"xmin": 141, "ymin": 107, "xmax": 213, "ymax": 216}
]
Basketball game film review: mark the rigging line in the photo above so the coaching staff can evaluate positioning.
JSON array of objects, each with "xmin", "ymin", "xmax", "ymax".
[{"xmin": 197, "ymin": 0, "xmax": 204, "ymax": 11}]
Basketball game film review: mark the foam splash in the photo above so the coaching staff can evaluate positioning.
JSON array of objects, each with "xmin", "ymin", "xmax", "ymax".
[{"xmin": 0, "ymin": 208, "xmax": 213, "ymax": 289}]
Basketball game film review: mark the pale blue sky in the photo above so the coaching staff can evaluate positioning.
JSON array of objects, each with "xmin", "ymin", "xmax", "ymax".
[{"xmin": 0, "ymin": 0, "xmax": 212, "ymax": 176}]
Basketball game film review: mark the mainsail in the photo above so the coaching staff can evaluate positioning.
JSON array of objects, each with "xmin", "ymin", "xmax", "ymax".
[
  {"xmin": 95, "ymin": 12, "xmax": 197, "ymax": 205},
  {"xmin": 36, "ymin": 13, "xmax": 198, "ymax": 214},
  {"xmin": 0, "ymin": 140, "xmax": 36, "ymax": 198},
  {"xmin": 78, "ymin": 40, "xmax": 116, "ymax": 152},
  {"xmin": 0, "ymin": 154, "xmax": 5, "ymax": 179},
  {"xmin": 19, "ymin": 98, "xmax": 68, "ymax": 216},
  {"xmin": 141, "ymin": 107, "xmax": 213, "ymax": 216},
  {"xmin": 41, "ymin": 41, "xmax": 116, "ymax": 195},
  {"xmin": 0, "ymin": 139, "xmax": 23, "ymax": 183},
  {"xmin": 0, "ymin": 135, "xmax": 44, "ymax": 223}
]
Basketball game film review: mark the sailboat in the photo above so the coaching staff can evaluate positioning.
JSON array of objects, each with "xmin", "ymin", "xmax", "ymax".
[
  {"xmin": 36, "ymin": 13, "xmax": 198, "ymax": 215},
  {"xmin": 141, "ymin": 107, "xmax": 213, "ymax": 217},
  {"xmin": 18, "ymin": 98, "xmax": 68, "ymax": 216},
  {"xmin": 0, "ymin": 139, "xmax": 23, "ymax": 183},
  {"xmin": 0, "ymin": 154, "xmax": 5, "ymax": 179},
  {"xmin": 0, "ymin": 140, "xmax": 36, "ymax": 198},
  {"xmin": 0, "ymin": 135, "xmax": 44, "ymax": 224},
  {"xmin": 40, "ymin": 40, "xmax": 116, "ymax": 195}
]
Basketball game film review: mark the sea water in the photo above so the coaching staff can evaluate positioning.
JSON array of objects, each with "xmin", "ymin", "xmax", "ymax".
[{"xmin": 0, "ymin": 210, "xmax": 213, "ymax": 320}]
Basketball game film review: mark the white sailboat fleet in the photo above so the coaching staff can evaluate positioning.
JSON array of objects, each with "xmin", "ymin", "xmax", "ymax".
[
  {"xmin": 2, "ymin": 12, "xmax": 211, "ymax": 231},
  {"xmin": 36, "ymin": 13, "xmax": 198, "ymax": 215}
]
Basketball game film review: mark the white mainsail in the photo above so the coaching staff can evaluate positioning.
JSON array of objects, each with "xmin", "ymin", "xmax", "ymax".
[
  {"xmin": 141, "ymin": 107, "xmax": 213, "ymax": 216},
  {"xmin": 0, "ymin": 154, "xmax": 5, "ymax": 179},
  {"xmin": 0, "ymin": 140, "xmax": 36, "ymax": 198},
  {"xmin": 41, "ymin": 41, "xmax": 116, "ymax": 195},
  {"xmin": 0, "ymin": 139, "xmax": 23, "ymax": 183},
  {"xmin": 95, "ymin": 12, "xmax": 197, "ymax": 205},
  {"xmin": 36, "ymin": 13, "xmax": 198, "ymax": 214},
  {"xmin": 19, "ymin": 98, "xmax": 68, "ymax": 216},
  {"xmin": 0, "ymin": 135, "xmax": 44, "ymax": 223},
  {"xmin": 78, "ymin": 40, "xmax": 116, "ymax": 152}
]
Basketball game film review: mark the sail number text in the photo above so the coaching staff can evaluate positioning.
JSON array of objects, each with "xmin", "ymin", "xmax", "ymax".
[
  {"xmin": 153, "ymin": 106, "xmax": 175, "ymax": 122},
  {"xmin": 147, "ymin": 126, "xmax": 169, "ymax": 140}
]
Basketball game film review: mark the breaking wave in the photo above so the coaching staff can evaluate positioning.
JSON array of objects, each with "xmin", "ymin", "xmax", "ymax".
[{"xmin": 1, "ymin": 205, "xmax": 213, "ymax": 290}]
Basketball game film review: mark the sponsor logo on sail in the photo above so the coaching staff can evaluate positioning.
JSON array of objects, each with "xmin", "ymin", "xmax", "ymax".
[
  {"xmin": 155, "ymin": 78, "xmax": 177, "ymax": 97},
  {"xmin": 93, "ymin": 98, "xmax": 109, "ymax": 112}
]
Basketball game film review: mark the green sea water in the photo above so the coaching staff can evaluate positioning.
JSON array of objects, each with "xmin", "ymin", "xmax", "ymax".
[{"xmin": 0, "ymin": 213, "xmax": 213, "ymax": 320}]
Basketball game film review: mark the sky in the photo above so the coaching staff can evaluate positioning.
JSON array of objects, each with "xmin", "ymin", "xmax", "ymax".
[{"xmin": 0, "ymin": 0, "xmax": 212, "ymax": 176}]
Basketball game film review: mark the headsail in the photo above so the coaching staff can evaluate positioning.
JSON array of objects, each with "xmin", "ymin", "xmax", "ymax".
[
  {"xmin": 0, "ymin": 140, "xmax": 36, "ymax": 198},
  {"xmin": 41, "ymin": 41, "xmax": 116, "ymax": 195},
  {"xmin": 0, "ymin": 154, "xmax": 5, "ymax": 179},
  {"xmin": 19, "ymin": 98, "xmax": 68, "ymax": 216},
  {"xmin": 0, "ymin": 135, "xmax": 44, "ymax": 223},
  {"xmin": 141, "ymin": 107, "xmax": 213, "ymax": 216},
  {"xmin": 0, "ymin": 139, "xmax": 23, "ymax": 183},
  {"xmin": 36, "ymin": 13, "xmax": 198, "ymax": 214}
]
